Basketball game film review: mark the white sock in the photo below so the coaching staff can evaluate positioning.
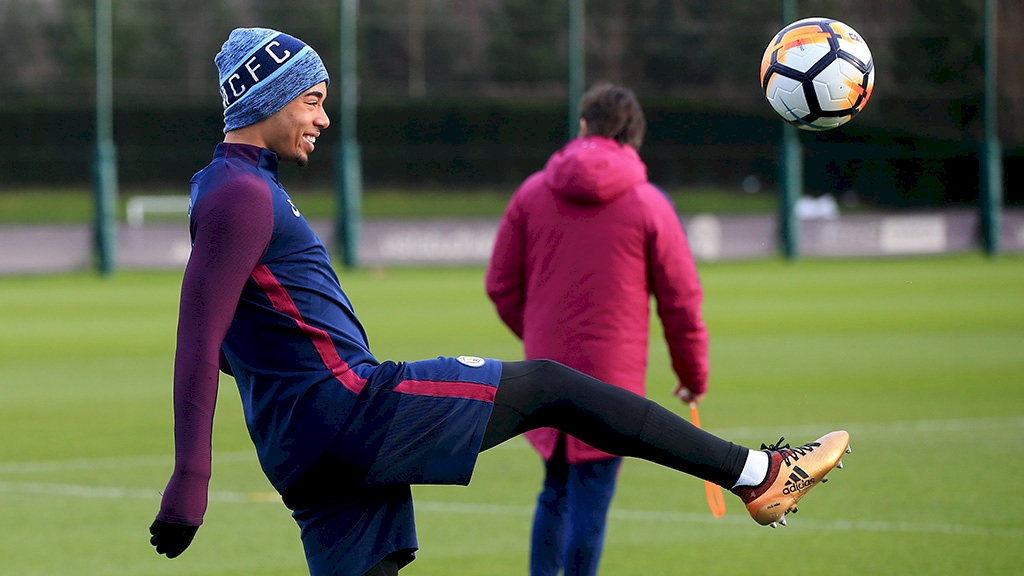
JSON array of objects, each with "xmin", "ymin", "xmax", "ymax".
[{"xmin": 732, "ymin": 449, "xmax": 770, "ymax": 489}]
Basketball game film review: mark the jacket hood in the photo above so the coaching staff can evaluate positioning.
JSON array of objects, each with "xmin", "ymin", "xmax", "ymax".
[{"xmin": 543, "ymin": 136, "xmax": 647, "ymax": 205}]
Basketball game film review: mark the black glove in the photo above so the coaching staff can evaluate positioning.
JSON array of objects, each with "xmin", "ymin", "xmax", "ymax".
[{"xmin": 149, "ymin": 519, "xmax": 199, "ymax": 558}]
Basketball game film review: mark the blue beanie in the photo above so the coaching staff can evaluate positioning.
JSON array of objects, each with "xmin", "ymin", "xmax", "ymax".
[{"xmin": 215, "ymin": 28, "xmax": 330, "ymax": 133}]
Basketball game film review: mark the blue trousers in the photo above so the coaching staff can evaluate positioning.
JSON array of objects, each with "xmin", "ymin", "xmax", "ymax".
[{"xmin": 529, "ymin": 448, "xmax": 622, "ymax": 576}]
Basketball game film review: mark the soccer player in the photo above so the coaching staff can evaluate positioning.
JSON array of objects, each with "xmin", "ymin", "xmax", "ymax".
[
  {"xmin": 486, "ymin": 83, "xmax": 708, "ymax": 576},
  {"xmin": 149, "ymin": 27, "xmax": 851, "ymax": 576}
]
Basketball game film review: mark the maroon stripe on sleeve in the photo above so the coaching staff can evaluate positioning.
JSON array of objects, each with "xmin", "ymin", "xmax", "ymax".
[{"xmin": 251, "ymin": 264, "xmax": 367, "ymax": 395}]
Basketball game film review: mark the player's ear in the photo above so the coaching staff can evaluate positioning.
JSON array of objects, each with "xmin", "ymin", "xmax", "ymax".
[{"xmin": 579, "ymin": 119, "xmax": 588, "ymax": 137}]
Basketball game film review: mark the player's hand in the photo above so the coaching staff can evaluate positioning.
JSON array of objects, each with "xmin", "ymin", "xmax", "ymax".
[
  {"xmin": 674, "ymin": 385, "xmax": 706, "ymax": 406},
  {"xmin": 149, "ymin": 519, "xmax": 199, "ymax": 558}
]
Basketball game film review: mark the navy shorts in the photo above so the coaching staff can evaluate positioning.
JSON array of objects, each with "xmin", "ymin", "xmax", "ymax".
[{"xmin": 282, "ymin": 355, "xmax": 502, "ymax": 576}]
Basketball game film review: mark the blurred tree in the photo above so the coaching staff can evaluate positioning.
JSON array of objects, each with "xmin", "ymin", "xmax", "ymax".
[
  {"xmin": 997, "ymin": 0, "xmax": 1023, "ymax": 145},
  {"xmin": 487, "ymin": 0, "xmax": 566, "ymax": 86},
  {"xmin": 891, "ymin": 0, "xmax": 984, "ymax": 132},
  {"xmin": 13, "ymin": 0, "xmax": 244, "ymax": 107},
  {"xmin": 108, "ymin": 0, "xmax": 234, "ymax": 106},
  {"xmin": 0, "ymin": 0, "xmax": 1021, "ymax": 150},
  {"xmin": 360, "ymin": 0, "xmax": 480, "ymax": 98},
  {"xmin": 624, "ymin": 0, "xmax": 777, "ymax": 104},
  {"xmin": 43, "ymin": 0, "xmax": 96, "ymax": 104},
  {"xmin": 0, "ymin": 0, "xmax": 65, "ymax": 101}
]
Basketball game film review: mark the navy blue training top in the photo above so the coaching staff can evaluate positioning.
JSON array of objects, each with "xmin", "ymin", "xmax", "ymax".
[{"xmin": 157, "ymin": 143, "xmax": 378, "ymax": 525}]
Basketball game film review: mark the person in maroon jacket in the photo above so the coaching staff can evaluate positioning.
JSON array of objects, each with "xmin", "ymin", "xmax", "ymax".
[{"xmin": 486, "ymin": 83, "xmax": 710, "ymax": 576}]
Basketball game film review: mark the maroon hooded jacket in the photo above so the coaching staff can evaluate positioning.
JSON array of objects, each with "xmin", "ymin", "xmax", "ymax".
[{"xmin": 486, "ymin": 135, "xmax": 709, "ymax": 464}]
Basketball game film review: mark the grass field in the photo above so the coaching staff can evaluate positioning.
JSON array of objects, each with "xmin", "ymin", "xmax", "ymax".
[{"xmin": 1, "ymin": 255, "xmax": 1023, "ymax": 575}]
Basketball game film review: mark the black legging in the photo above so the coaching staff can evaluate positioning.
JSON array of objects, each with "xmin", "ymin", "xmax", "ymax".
[{"xmin": 481, "ymin": 360, "xmax": 747, "ymax": 488}]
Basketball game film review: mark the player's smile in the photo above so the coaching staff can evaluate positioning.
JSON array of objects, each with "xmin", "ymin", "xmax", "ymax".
[{"xmin": 256, "ymin": 81, "xmax": 330, "ymax": 167}]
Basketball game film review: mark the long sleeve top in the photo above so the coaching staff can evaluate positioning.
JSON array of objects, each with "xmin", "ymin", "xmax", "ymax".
[{"xmin": 156, "ymin": 143, "xmax": 378, "ymax": 526}]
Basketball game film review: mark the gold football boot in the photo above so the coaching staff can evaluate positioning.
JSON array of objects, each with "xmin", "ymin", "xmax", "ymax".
[{"xmin": 731, "ymin": 430, "xmax": 850, "ymax": 527}]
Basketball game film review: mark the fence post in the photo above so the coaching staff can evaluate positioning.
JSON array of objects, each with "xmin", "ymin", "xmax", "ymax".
[
  {"xmin": 336, "ymin": 0, "xmax": 362, "ymax": 268},
  {"xmin": 778, "ymin": 0, "xmax": 802, "ymax": 260},
  {"xmin": 94, "ymin": 0, "xmax": 118, "ymax": 275},
  {"xmin": 981, "ymin": 0, "xmax": 1003, "ymax": 257}
]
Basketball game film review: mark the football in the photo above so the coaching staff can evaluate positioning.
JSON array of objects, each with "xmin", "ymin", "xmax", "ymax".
[{"xmin": 760, "ymin": 18, "xmax": 875, "ymax": 131}]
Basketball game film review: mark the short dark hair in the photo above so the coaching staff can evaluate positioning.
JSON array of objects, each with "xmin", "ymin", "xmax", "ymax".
[{"xmin": 579, "ymin": 83, "xmax": 646, "ymax": 150}]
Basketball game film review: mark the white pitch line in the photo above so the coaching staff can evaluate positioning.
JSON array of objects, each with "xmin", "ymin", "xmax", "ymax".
[
  {"xmin": 0, "ymin": 481, "xmax": 272, "ymax": 504},
  {"xmin": 712, "ymin": 415, "xmax": 1024, "ymax": 442},
  {"xmin": 416, "ymin": 501, "xmax": 1024, "ymax": 537},
  {"xmin": 0, "ymin": 481, "xmax": 160, "ymax": 501},
  {"xmin": 0, "ymin": 450, "xmax": 254, "ymax": 474},
  {"xmin": 0, "ymin": 416, "xmax": 1020, "ymax": 472},
  {"xmin": 0, "ymin": 481, "xmax": 1020, "ymax": 538}
]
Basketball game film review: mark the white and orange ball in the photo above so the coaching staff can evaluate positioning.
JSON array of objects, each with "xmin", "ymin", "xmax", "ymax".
[{"xmin": 761, "ymin": 18, "xmax": 875, "ymax": 131}]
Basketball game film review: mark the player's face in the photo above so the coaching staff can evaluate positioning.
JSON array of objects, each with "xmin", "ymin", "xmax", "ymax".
[{"xmin": 262, "ymin": 82, "xmax": 330, "ymax": 167}]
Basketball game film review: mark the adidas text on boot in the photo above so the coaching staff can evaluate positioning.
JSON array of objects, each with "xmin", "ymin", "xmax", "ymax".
[{"xmin": 731, "ymin": 431, "xmax": 850, "ymax": 527}]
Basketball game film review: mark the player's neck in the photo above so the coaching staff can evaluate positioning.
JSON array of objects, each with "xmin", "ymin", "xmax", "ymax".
[{"xmin": 224, "ymin": 127, "xmax": 269, "ymax": 150}]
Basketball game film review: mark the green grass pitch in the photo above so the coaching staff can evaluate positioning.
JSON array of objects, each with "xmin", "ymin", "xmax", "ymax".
[{"xmin": 1, "ymin": 254, "xmax": 1022, "ymax": 575}]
